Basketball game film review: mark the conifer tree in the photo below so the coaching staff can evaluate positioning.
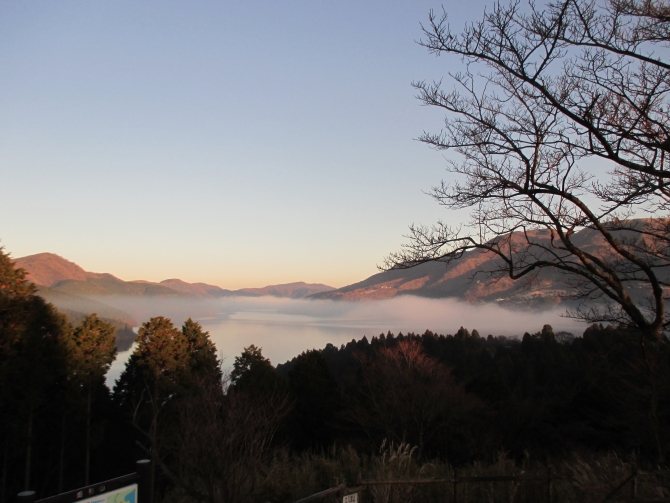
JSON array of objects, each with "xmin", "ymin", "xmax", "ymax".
[
  {"xmin": 0, "ymin": 247, "xmax": 72, "ymax": 493},
  {"xmin": 287, "ymin": 350, "xmax": 342, "ymax": 449},
  {"xmin": 0, "ymin": 247, "xmax": 35, "ymax": 299},
  {"xmin": 230, "ymin": 345, "xmax": 281, "ymax": 395},
  {"xmin": 114, "ymin": 316, "xmax": 221, "ymax": 498},
  {"xmin": 181, "ymin": 318, "xmax": 220, "ymax": 384},
  {"xmin": 69, "ymin": 314, "xmax": 117, "ymax": 485}
]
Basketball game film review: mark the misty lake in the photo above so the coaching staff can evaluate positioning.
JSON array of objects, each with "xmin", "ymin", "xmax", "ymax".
[{"xmin": 107, "ymin": 295, "xmax": 585, "ymax": 385}]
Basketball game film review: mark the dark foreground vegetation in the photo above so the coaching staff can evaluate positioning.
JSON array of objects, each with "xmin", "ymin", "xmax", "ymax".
[
  {"xmin": 4, "ymin": 0, "xmax": 670, "ymax": 496},
  {"xmin": 2, "ymin": 247, "xmax": 670, "ymax": 503}
]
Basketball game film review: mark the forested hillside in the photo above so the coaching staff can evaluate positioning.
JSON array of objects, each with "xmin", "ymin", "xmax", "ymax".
[
  {"xmin": 2, "ymin": 246, "xmax": 669, "ymax": 503},
  {"xmin": 277, "ymin": 326, "xmax": 670, "ymax": 462}
]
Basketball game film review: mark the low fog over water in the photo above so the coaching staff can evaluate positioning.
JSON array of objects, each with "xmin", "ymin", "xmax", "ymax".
[{"xmin": 107, "ymin": 295, "xmax": 585, "ymax": 386}]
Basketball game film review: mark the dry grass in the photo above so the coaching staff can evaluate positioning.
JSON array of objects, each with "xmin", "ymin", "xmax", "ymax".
[
  {"xmin": 258, "ymin": 446, "xmax": 364, "ymax": 503},
  {"xmin": 262, "ymin": 449, "xmax": 670, "ymax": 503},
  {"xmin": 165, "ymin": 446, "xmax": 668, "ymax": 503}
]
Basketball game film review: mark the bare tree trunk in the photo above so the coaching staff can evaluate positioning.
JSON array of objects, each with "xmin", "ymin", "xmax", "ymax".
[
  {"xmin": 58, "ymin": 413, "xmax": 66, "ymax": 493},
  {"xmin": 649, "ymin": 376, "xmax": 663, "ymax": 464},
  {"xmin": 24, "ymin": 408, "xmax": 33, "ymax": 491},
  {"xmin": 2, "ymin": 437, "xmax": 8, "ymax": 503},
  {"xmin": 150, "ymin": 451, "xmax": 156, "ymax": 503},
  {"xmin": 642, "ymin": 341, "xmax": 665, "ymax": 463},
  {"xmin": 149, "ymin": 387, "xmax": 158, "ymax": 503},
  {"xmin": 85, "ymin": 386, "xmax": 91, "ymax": 486}
]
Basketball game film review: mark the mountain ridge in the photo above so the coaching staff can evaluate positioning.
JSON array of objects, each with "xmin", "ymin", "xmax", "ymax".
[
  {"xmin": 13, "ymin": 253, "xmax": 335, "ymax": 299},
  {"xmin": 308, "ymin": 224, "xmax": 664, "ymax": 309},
  {"xmin": 12, "ymin": 253, "xmax": 336, "ymax": 348}
]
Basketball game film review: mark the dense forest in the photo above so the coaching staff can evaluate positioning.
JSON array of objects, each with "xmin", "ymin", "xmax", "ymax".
[{"xmin": 1, "ymin": 247, "xmax": 669, "ymax": 503}]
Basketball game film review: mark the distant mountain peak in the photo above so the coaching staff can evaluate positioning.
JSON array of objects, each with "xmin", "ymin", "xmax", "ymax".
[
  {"xmin": 233, "ymin": 282, "xmax": 335, "ymax": 299},
  {"xmin": 14, "ymin": 252, "xmax": 89, "ymax": 286},
  {"xmin": 159, "ymin": 278, "xmax": 232, "ymax": 298}
]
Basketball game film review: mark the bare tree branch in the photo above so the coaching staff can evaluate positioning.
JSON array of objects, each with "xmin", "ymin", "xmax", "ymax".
[{"xmin": 387, "ymin": 0, "xmax": 670, "ymax": 342}]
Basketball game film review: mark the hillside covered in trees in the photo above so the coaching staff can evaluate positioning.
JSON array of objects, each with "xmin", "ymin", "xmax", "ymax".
[{"xmin": 2, "ymin": 246, "xmax": 669, "ymax": 503}]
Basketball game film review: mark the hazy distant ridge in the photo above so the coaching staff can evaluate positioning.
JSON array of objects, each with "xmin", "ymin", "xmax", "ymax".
[
  {"xmin": 158, "ymin": 278, "xmax": 334, "ymax": 299},
  {"xmin": 12, "ymin": 253, "xmax": 335, "ymax": 349},
  {"xmin": 309, "ymin": 225, "xmax": 661, "ymax": 309},
  {"xmin": 230, "ymin": 282, "xmax": 336, "ymax": 299},
  {"xmin": 159, "ymin": 278, "xmax": 232, "ymax": 297},
  {"xmin": 14, "ymin": 253, "xmax": 335, "ymax": 300}
]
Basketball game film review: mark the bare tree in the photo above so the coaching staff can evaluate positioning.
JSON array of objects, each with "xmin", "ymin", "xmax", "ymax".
[
  {"xmin": 158, "ymin": 376, "xmax": 290, "ymax": 503},
  {"xmin": 385, "ymin": 0, "xmax": 670, "ymax": 342},
  {"xmin": 350, "ymin": 339, "xmax": 479, "ymax": 451}
]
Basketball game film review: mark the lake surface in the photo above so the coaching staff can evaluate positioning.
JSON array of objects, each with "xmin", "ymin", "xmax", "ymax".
[{"xmin": 107, "ymin": 296, "xmax": 585, "ymax": 386}]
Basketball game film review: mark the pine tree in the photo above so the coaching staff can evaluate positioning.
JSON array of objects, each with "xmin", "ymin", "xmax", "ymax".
[
  {"xmin": 69, "ymin": 314, "xmax": 117, "ymax": 485},
  {"xmin": 0, "ymin": 247, "xmax": 72, "ymax": 493},
  {"xmin": 181, "ymin": 318, "xmax": 220, "ymax": 384},
  {"xmin": 114, "ymin": 316, "xmax": 222, "ymax": 499},
  {"xmin": 230, "ymin": 345, "xmax": 281, "ymax": 395}
]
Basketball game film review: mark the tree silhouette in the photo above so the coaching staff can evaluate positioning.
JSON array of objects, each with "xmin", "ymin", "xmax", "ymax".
[
  {"xmin": 160, "ymin": 372, "xmax": 289, "ymax": 503},
  {"xmin": 230, "ymin": 345, "xmax": 283, "ymax": 395},
  {"xmin": 287, "ymin": 350, "xmax": 342, "ymax": 450},
  {"xmin": 181, "ymin": 318, "xmax": 220, "ymax": 384},
  {"xmin": 114, "ymin": 316, "xmax": 221, "ymax": 499},
  {"xmin": 386, "ymin": 0, "xmax": 670, "ymax": 342},
  {"xmin": 69, "ymin": 314, "xmax": 117, "ymax": 485},
  {"xmin": 0, "ymin": 247, "xmax": 72, "ymax": 492},
  {"xmin": 350, "ymin": 339, "xmax": 479, "ymax": 453}
]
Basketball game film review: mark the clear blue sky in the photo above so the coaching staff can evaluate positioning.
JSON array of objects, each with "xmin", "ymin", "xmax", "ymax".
[{"xmin": 1, "ymin": 0, "xmax": 491, "ymax": 289}]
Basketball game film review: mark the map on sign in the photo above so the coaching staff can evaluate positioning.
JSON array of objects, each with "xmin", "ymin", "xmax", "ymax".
[{"xmin": 79, "ymin": 484, "xmax": 137, "ymax": 503}]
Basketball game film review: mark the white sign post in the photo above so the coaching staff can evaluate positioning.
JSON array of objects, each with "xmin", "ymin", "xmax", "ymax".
[{"xmin": 342, "ymin": 493, "xmax": 358, "ymax": 503}]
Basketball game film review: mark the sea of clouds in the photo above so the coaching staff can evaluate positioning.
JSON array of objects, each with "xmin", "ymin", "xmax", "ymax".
[{"xmin": 106, "ymin": 295, "xmax": 586, "ymax": 385}]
